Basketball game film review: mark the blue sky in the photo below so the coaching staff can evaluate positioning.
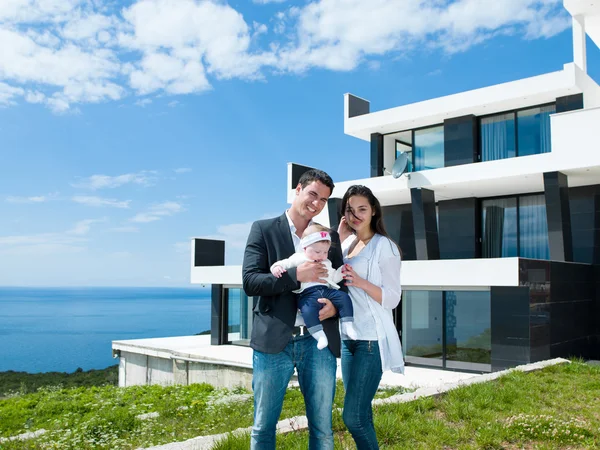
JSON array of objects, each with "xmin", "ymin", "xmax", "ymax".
[{"xmin": 0, "ymin": 0, "xmax": 598, "ymax": 286}]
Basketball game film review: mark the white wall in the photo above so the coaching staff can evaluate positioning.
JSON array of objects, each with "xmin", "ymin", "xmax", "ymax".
[{"xmin": 190, "ymin": 258, "xmax": 521, "ymax": 287}]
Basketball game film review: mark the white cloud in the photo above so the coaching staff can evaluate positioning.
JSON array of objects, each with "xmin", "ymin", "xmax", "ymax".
[
  {"xmin": 5, "ymin": 192, "xmax": 58, "ymax": 203},
  {"xmin": 134, "ymin": 98, "xmax": 152, "ymax": 107},
  {"xmin": 173, "ymin": 167, "xmax": 192, "ymax": 174},
  {"xmin": 68, "ymin": 218, "xmax": 106, "ymax": 235},
  {"xmin": 0, "ymin": 0, "xmax": 571, "ymax": 112},
  {"xmin": 167, "ymin": 100, "xmax": 179, "ymax": 107},
  {"xmin": 130, "ymin": 201, "xmax": 185, "ymax": 223},
  {"xmin": 199, "ymin": 213, "xmax": 278, "ymax": 263},
  {"xmin": 71, "ymin": 170, "xmax": 157, "ymax": 190},
  {"xmin": 0, "ymin": 216, "xmax": 103, "ymax": 256},
  {"xmin": 0, "ymin": 82, "xmax": 24, "ymax": 106},
  {"xmin": 72, "ymin": 195, "xmax": 131, "ymax": 208}
]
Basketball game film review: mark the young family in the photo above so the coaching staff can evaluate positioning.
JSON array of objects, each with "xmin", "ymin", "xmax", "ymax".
[{"xmin": 242, "ymin": 169, "xmax": 404, "ymax": 450}]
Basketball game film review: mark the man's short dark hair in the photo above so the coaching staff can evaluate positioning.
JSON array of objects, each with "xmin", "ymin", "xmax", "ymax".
[{"xmin": 297, "ymin": 169, "xmax": 335, "ymax": 195}]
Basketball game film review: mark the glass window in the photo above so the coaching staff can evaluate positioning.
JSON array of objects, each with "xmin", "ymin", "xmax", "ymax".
[
  {"xmin": 402, "ymin": 291, "xmax": 443, "ymax": 367},
  {"xmin": 517, "ymin": 105, "xmax": 555, "ymax": 156},
  {"xmin": 482, "ymin": 198, "xmax": 518, "ymax": 258},
  {"xmin": 227, "ymin": 288, "xmax": 252, "ymax": 344},
  {"xmin": 519, "ymin": 194, "xmax": 550, "ymax": 259},
  {"xmin": 445, "ymin": 291, "xmax": 491, "ymax": 371},
  {"xmin": 414, "ymin": 126, "xmax": 444, "ymax": 171},
  {"xmin": 480, "ymin": 113, "xmax": 516, "ymax": 161}
]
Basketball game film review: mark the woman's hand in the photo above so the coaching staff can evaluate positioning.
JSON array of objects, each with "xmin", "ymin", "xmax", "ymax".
[
  {"xmin": 338, "ymin": 216, "xmax": 354, "ymax": 243},
  {"xmin": 342, "ymin": 263, "xmax": 366, "ymax": 290}
]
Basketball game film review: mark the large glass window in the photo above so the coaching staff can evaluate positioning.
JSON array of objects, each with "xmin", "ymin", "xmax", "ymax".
[
  {"xmin": 445, "ymin": 291, "xmax": 491, "ymax": 371},
  {"xmin": 481, "ymin": 113, "xmax": 516, "ymax": 161},
  {"xmin": 226, "ymin": 288, "xmax": 252, "ymax": 345},
  {"xmin": 482, "ymin": 194, "xmax": 550, "ymax": 260},
  {"xmin": 402, "ymin": 291, "xmax": 443, "ymax": 367},
  {"xmin": 519, "ymin": 194, "xmax": 550, "ymax": 259},
  {"xmin": 414, "ymin": 126, "xmax": 444, "ymax": 171},
  {"xmin": 482, "ymin": 197, "xmax": 518, "ymax": 258},
  {"xmin": 402, "ymin": 290, "xmax": 491, "ymax": 371},
  {"xmin": 517, "ymin": 105, "xmax": 555, "ymax": 156}
]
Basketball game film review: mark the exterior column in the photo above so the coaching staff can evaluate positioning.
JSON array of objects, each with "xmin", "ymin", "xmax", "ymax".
[
  {"xmin": 573, "ymin": 15, "xmax": 587, "ymax": 73},
  {"xmin": 410, "ymin": 188, "xmax": 440, "ymax": 260},
  {"xmin": 543, "ymin": 172, "xmax": 573, "ymax": 262},
  {"xmin": 211, "ymin": 284, "xmax": 227, "ymax": 345},
  {"xmin": 327, "ymin": 198, "xmax": 342, "ymax": 231},
  {"xmin": 370, "ymin": 133, "xmax": 384, "ymax": 177},
  {"xmin": 193, "ymin": 238, "xmax": 227, "ymax": 345}
]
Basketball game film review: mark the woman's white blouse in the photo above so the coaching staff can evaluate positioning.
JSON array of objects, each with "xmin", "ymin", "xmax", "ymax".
[{"xmin": 342, "ymin": 234, "xmax": 405, "ymax": 374}]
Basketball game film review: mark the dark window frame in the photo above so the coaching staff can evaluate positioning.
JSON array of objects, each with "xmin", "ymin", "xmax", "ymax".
[
  {"xmin": 478, "ymin": 101, "xmax": 556, "ymax": 160},
  {"xmin": 480, "ymin": 191, "xmax": 551, "ymax": 259}
]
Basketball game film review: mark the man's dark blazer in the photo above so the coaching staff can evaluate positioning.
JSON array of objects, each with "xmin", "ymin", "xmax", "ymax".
[{"xmin": 242, "ymin": 213, "xmax": 345, "ymax": 357}]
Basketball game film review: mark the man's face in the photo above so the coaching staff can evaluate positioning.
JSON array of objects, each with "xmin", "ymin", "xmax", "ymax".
[{"xmin": 292, "ymin": 181, "xmax": 331, "ymax": 220}]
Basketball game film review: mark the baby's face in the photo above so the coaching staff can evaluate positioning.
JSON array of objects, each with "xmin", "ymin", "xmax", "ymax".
[{"xmin": 305, "ymin": 241, "xmax": 330, "ymax": 261}]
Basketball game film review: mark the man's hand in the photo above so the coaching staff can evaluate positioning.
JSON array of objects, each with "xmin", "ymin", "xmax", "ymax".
[
  {"xmin": 297, "ymin": 260, "xmax": 328, "ymax": 283},
  {"xmin": 318, "ymin": 298, "xmax": 337, "ymax": 321}
]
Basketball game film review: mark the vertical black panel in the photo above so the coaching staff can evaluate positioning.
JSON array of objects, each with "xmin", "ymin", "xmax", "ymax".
[
  {"xmin": 569, "ymin": 185, "xmax": 597, "ymax": 264},
  {"xmin": 543, "ymin": 171, "xmax": 573, "ymax": 262},
  {"xmin": 555, "ymin": 93, "xmax": 583, "ymax": 113},
  {"xmin": 211, "ymin": 284, "xmax": 227, "ymax": 345},
  {"xmin": 290, "ymin": 163, "xmax": 316, "ymax": 189},
  {"xmin": 382, "ymin": 204, "xmax": 416, "ymax": 260},
  {"xmin": 347, "ymin": 94, "xmax": 370, "ymax": 118},
  {"xmin": 327, "ymin": 198, "xmax": 342, "ymax": 231},
  {"xmin": 194, "ymin": 239, "xmax": 225, "ymax": 266},
  {"xmin": 595, "ymin": 191, "xmax": 600, "ymax": 265},
  {"xmin": 410, "ymin": 188, "xmax": 440, "ymax": 260},
  {"xmin": 490, "ymin": 286, "xmax": 531, "ymax": 371},
  {"xmin": 370, "ymin": 133, "xmax": 384, "ymax": 177},
  {"xmin": 443, "ymin": 115, "xmax": 478, "ymax": 167},
  {"xmin": 438, "ymin": 198, "xmax": 480, "ymax": 259}
]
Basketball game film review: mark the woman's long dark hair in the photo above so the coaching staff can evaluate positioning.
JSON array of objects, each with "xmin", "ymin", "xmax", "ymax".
[{"xmin": 340, "ymin": 185, "xmax": 402, "ymax": 255}]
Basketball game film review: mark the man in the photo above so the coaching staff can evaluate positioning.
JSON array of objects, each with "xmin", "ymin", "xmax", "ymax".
[{"xmin": 242, "ymin": 169, "xmax": 345, "ymax": 450}]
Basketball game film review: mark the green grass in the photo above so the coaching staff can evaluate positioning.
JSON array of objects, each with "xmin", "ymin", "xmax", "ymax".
[
  {"xmin": 214, "ymin": 361, "xmax": 600, "ymax": 449},
  {"xmin": 2, "ymin": 362, "xmax": 598, "ymax": 449}
]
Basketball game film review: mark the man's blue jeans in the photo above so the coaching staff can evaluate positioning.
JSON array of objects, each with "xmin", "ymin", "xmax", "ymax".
[
  {"xmin": 341, "ymin": 340, "xmax": 383, "ymax": 450},
  {"xmin": 251, "ymin": 334, "xmax": 336, "ymax": 450}
]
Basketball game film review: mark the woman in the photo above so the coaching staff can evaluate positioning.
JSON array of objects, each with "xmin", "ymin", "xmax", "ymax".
[{"xmin": 338, "ymin": 184, "xmax": 404, "ymax": 450}]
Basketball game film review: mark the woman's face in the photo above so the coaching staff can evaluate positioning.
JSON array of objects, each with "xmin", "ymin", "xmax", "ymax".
[{"xmin": 344, "ymin": 195, "xmax": 374, "ymax": 234}]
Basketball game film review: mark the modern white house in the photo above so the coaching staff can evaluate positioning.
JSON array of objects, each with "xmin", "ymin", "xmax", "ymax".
[{"xmin": 115, "ymin": 0, "xmax": 600, "ymax": 385}]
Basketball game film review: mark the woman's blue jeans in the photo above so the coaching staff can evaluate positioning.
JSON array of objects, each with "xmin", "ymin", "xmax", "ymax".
[
  {"xmin": 251, "ymin": 334, "xmax": 336, "ymax": 450},
  {"xmin": 342, "ymin": 339, "xmax": 383, "ymax": 450}
]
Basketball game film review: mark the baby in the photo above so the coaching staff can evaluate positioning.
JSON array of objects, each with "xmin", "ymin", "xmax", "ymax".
[{"xmin": 271, "ymin": 224, "xmax": 357, "ymax": 349}]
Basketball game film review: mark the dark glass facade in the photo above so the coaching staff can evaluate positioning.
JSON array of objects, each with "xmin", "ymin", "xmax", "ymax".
[
  {"xmin": 403, "ymin": 290, "xmax": 491, "ymax": 371},
  {"xmin": 414, "ymin": 126, "xmax": 444, "ymax": 171},
  {"xmin": 481, "ymin": 194, "xmax": 549, "ymax": 260}
]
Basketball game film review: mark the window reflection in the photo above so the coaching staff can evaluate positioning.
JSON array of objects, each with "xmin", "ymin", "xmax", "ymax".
[
  {"xmin": 414, "ymin": 126, "xmax": 444, "ymax": 171},
  {"xmin": 445, "ymin": 291, "xmax": 491, "ymax": 371},
  {"xmin": 402, "ymin": 291, "xmax": 443, "ymax": 367},
  {"xmin": 482, "ymin": 198, "xmax": 518, "ymax": 258},
  {"xmin": 517, "ymin": 105, "xmax": 555, "ymax": 156}
]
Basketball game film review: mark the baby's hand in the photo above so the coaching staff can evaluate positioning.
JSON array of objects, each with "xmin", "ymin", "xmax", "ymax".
[{"xmin": 271, "ymin": 265, "xmax": 286, "ymax": 278}]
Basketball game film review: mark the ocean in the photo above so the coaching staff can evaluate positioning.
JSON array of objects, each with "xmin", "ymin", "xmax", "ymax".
[{"xmin": 0, "ymin": 287, "xmax": 215, "ymax": 374}]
